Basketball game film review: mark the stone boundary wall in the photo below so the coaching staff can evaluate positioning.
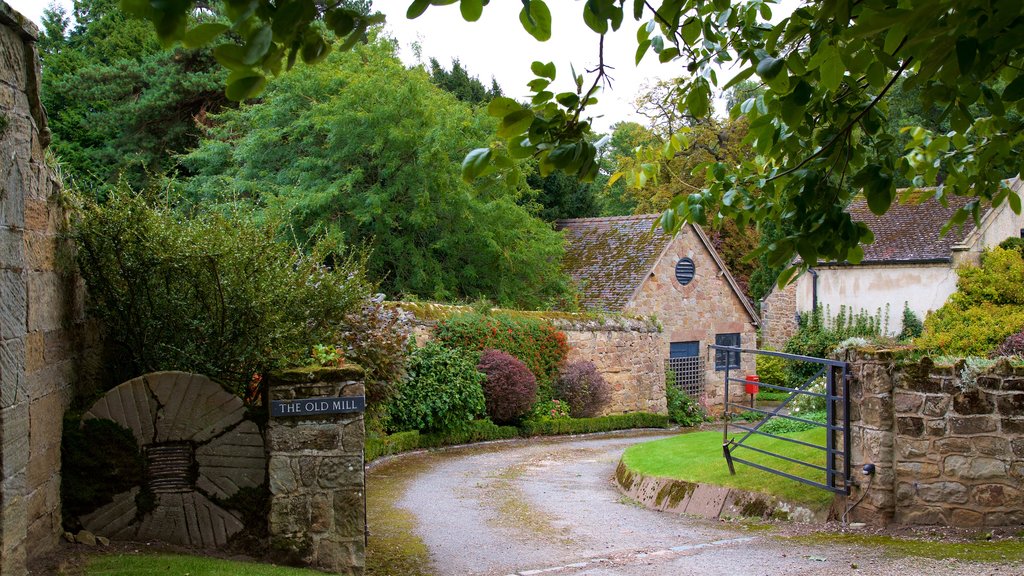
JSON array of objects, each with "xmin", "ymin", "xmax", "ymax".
[
  {"xmin": 842, "ymin": 351, "xmax": 1023, "ymax": 527},
  {"xmin": 407, "ymin": 307, "xmax": 667, "ymax": 416},
  {"xmin": 267, "ymin": 366, "xmax": 366, "ymax": 575},
  {"xmin": 1, "ymin": 4, "xmax": 100, "ymax": 573}
]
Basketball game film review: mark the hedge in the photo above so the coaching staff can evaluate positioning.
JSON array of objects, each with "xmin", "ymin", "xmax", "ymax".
[{"xmin": 365, "ymin": 413, "xmax": 669, "ymax": 462}]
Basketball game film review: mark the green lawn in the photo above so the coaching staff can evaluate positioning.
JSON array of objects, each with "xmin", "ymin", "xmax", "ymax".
[
  {"xmin": 81, "ymin": 553, "xmax": 323, "ymax": 575},
  {"xmin": 621, "ymin": 429, "xmax": 835, "ymax": 508}
]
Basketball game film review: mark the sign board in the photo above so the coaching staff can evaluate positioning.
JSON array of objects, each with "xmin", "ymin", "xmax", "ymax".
[{"xmin": 271, "ymin": 396, "xmax": 366, "ymax": 418}]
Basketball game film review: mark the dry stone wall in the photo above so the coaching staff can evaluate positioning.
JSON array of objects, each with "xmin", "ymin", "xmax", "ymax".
[
  {"xmin": 842, "ymin": 351, "xmax": 1024, "ymax": 526},
  {"xmin": 1, "ymin": 4, "xmax": 100, "ymax": 573}
]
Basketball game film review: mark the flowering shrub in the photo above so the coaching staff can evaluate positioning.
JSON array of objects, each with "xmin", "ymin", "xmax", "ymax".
[
  {"xmin": 389, "ymin": 343, "xmax": 485, "ymax": 434},
  {"xmin": 527, "ymin": 399, "xmax": 571, "ymax": 422},
  {"xmin": 477, "ymin": 349, "xmax": 538, "ymax": 424},
  {"xmin": 790, "ymin": 376, "xmax": 827, "ymax": 415},
  {"xmin": 435, "ymin": 312, "xmax": 568, "ymax": 395},
  {"xmin": 554, "ymin": 361, "xmax": 610, "ymax": 418}
]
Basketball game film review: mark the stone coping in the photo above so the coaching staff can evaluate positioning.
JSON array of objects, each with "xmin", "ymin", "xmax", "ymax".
[
  {"xmin": 270, "ymin": 364, "xmax": 365, "ymax": 383},
  {"xmin": 0, "ymin": 1, "xmax": 39, "ymax": 40},
  {"xmin": 614, "ymin": 460, "xmax": 830, "ymax": 523}
]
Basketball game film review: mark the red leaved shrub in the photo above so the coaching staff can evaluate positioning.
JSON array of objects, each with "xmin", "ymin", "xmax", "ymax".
[
  {"xmin": 555, "ymin": 360, "xmax": 610, "ymax": 417},
  {"xmin": 992, "ymin": 329, "xmax": 1024, "ymax": 357},
  {"xmin": 477, "ymin": 349, "xmax": 537, "ymax": 424}
]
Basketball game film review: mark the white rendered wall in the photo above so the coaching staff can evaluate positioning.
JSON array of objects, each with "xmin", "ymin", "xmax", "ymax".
[{"xmin": 793, "ymin": 263, "xmax": 959, "ymax": 336}]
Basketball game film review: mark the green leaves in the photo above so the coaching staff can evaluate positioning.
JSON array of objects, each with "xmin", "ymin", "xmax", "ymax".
[
  {"xmin": 461, "ymin": 148, "xmax": 493, "ymax": 182},
  {"xmin": 183, "ymin": 23, "xmax": 228, "ymax": 49},
  {"xmin": 520, "ymin": 0, "xmax": 552, "ymax": 41},
  {"xmin": 460, "ymin": 0, "xmax": 484, "ymax": 22}
]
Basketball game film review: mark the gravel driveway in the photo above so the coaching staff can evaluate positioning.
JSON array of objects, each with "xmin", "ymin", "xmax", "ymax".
[{"xmin": 368, "ymin": 430, "xmax": 1023, "ymax": 576}]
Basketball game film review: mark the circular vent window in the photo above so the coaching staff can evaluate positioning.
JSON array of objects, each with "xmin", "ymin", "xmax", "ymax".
[{"xmin": 675, "ymin": 257, "xmax": 695, "ymax": 286}]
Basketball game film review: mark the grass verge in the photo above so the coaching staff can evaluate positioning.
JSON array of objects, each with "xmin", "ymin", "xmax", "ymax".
[
  {"xmin": 78, "ymin": 553, "xmax": 322, "ymax": 575},
  {"xmin": 620, "ymin": 429, "xmax": 833, "ymax": 508},
  {"xmin": 784, "ymin": 533, "xmax": 1024, "ymax": 562}
]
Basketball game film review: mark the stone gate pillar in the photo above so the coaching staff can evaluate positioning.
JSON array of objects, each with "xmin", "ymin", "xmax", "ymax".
[{"xmin": 266, "ymin": 365, "xmax": 366, "ymax": 575}]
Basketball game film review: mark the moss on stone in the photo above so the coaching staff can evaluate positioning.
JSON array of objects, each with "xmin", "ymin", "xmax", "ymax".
[{"xmin": 271, "ymin": 364, "xmax": 364, "ymax": 383}]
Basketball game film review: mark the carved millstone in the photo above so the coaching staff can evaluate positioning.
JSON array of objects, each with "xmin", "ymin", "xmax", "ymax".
[{"xmin": 80, "ymin": 372, "xmax": 266, "ymax": 548}]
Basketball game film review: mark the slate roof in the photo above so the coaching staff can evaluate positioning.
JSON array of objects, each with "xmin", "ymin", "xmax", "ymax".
[
  {"xmin": 846, "ymin": 193, "xmax": 979, "ymax": 264},
  {"xmin": 556, "ymin": 215, "xmax": 759, "ymax": 324},
  {"xmin": 556, "ymin": 215, "xmax": 672, "ymax": 311}
]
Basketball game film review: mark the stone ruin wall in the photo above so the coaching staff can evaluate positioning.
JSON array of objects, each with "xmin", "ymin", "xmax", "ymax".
[
  {"xmin": 843, "ymin": 351, "xmax": 1024, "ymax": 527},
  {"xmin": 409, "ymin": 313, "xmax": 667, "ymax": 416},
  {"xmin": 1, "ymin": 4, "xmax": 100, "ymax": 573}
]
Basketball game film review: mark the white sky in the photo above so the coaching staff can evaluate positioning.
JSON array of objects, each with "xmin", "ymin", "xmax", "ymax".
[{"xmin": 9, "ymin": 0, "xmax": 796, "ymax": 134}]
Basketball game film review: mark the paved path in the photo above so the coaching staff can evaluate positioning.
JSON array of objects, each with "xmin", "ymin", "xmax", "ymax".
[{"xmin": 372, "ymin": 431, "xmax": 1022, "ymax": 576}]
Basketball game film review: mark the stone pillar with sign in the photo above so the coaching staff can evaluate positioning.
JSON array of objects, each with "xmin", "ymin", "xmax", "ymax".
[{"xmin": 266, "ymin": 365, "xmax": 367, "ymax": 575}]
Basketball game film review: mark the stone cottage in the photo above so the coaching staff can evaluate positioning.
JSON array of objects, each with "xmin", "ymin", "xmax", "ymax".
[
  {"xmin": 761, "ymin": 179, "xmax": 1024, "ymax": 349},
  {"xmin": 557, "ymin": 215, "xmax": 760, "ymax": 406}
]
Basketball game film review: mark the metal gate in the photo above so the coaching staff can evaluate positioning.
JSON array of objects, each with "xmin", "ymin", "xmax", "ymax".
[{"xmin": 712, "ymin": 345, "xmax": 851, "ymax": 495}]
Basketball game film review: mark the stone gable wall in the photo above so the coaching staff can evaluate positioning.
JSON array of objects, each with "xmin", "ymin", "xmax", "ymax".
[
  {"xmin": 1, "ymin": 4, "xmax": 100, "ymax": 573},
  {"xmin": 760, "ymin": 280, "xmax": 797, "ymax": 350},
  {"xmin": 626, "ymin": 225, "xmax": 757, "ymax": 405},
  {"xmin": 842, "ymin": 351, "xmax": 1024, "ymax": 526}
]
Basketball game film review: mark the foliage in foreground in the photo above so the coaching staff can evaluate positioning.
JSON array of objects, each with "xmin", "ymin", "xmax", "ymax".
[
  {"xmin": 72, "ymin": 190, "xmax": 373, "ymax": 394},
  {"xmin": 81, "ymin": 552, "xmax": 324, "ymax": 575},
  {"xmin": 916, "ymin": 247, "xmax": 1024, "ymax": 357}
]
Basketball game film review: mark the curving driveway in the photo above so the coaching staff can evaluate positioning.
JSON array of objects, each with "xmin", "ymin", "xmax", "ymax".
[{"xmin": 368, "ymin": 431, "xmax": 1022, "ymax": 576}]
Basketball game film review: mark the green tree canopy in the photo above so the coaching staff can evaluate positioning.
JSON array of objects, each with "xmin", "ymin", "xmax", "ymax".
[
  {"xmin": 40, "ymin": 0, "xmax": 226, "ymax": 190},
  {"xmin": 180, "ymin": 38, "xmax": 571, "ymax": 309}
]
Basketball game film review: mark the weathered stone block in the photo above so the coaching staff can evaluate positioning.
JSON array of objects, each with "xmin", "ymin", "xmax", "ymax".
[
  {"xmin": 896, "ymin": 439, "xmax": 929, "ymax": 459},
  {"xmin": 921, "ymin": 395, "xmax": 951, "ymax": 417},
  {"xmin": 972, "ymin": 484, "xmax": 1021, "ymax": 507},
  {"xmin": 898, "ymin": 506, "xmax": 945, "ymax": 525},
  {"xmin": 950, "ymin": 508, "xmax": 984, "ymax": 527},
  {"xmin": 862, "ymin": 396, "xmax": 893, "ymax": 428},
  {"xmin": 984, "ymin": 510, "xmax": 1024, "ymax": 526},
  {"xmin": 0, "ymin": 269, "xmax": 26, "ymax": 340},
  {"xmin": 0, "ymin": 227, "xmax": 24, "ymax": 270},
  {"xmin": 1002, "ymin": 417, "xmax": 1024, "ymax": 434},
  {"xmin": 268, "ymin": 425, "xmax": 339, "ymax": 452},
  {"xmin": 269, "ymin": 496, "xmax": 309, "ymax": 535},
  {"xmin": 948, "ymin": 416, "xmax": 997, "ymax": 434},
  {"xmin": 917, "ymin": 481, "xmax": 969, "ymax": 504},
  {"xmin": 997, "ymin": 393, "xmax": 1024, "ymax": 416},
  {"xmin": 944, "ymin": 455, "xmax": 1007, "ymax": 480},
  {"xmin": 0, "ymin": 336, "xmax": 26, "ymax": 408},
  {"xmin": 1012, "ymin": 438, "xmax": 1024, "ymax": 458},
  {"xmin": 310, "ymin": 493, "xmax": 332, "ymax": 533},
  {"xmin": 318, "ymin": 457, "xmax": 362, "ymax": 489},
  {"xmin": 975, "ymin": 376, "xmax": 1002, "ymax": 391},
  {"xmin": 896, "ymin": 416, "xmax": 925, "ymax": 437},
  {"xmin": 894, "ymin": 392, "xmax": 924, "ymax": 414},
  {"xmin": 973, "ymin": 436, "xmax": 1010, "ymax": 457},
  {"xmin": 925, "ymin": 418, "xmax": 946, "ymax": 437},
  {"xmin": 268, "ymin": 457, "xmax": 297, "ymax": 495},
  {"xmin": 953, "ymin": 389, "xmax": 994, "ymax": 415},
  {"xmin": 895, "ymin": 461, "xmax": 939, "ymax": 479},
  {"xmin": 333, "ymin": 488, "xmax": 364, "ymax": 536},
  {"xmin": 1003, "ymin": 378, "xmax": 1024, "ymax": 392},
  {"xmin": 935, "ymin": 437, "xmax": 971, "ymax": 454}
]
